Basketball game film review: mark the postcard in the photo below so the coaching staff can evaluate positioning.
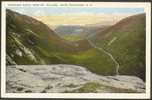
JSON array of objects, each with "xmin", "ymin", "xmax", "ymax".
[{"xmin": 1, "ymin": 1, "xmax": 151, "ymax": 99}]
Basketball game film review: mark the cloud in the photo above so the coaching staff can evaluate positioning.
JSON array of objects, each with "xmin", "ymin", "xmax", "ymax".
[{"xmin": 33, "ymin": 10, "xmax": 46, "ymax": 16}]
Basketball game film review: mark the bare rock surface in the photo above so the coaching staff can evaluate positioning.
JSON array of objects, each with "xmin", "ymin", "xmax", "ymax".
[{"xmin": 6, "ymin": 65, "xmax": 145, "ymax": 93}]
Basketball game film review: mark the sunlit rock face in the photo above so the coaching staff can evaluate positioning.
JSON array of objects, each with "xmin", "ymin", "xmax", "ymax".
[{"xmin": 6, "ymin": 65, "xmax": 145, "ymax": 93}]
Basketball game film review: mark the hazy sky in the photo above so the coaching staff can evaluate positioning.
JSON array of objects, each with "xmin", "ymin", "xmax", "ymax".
[{"xmin": 7, "ymin": 7, "xmax": 144, "ymax": 16}]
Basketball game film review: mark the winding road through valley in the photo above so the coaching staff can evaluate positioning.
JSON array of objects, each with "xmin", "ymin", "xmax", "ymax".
[{"xmin": 87, "ymin": 39, "xmax": 120, "ymax": 75}]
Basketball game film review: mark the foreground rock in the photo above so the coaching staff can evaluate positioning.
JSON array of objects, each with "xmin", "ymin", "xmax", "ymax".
[{"xmin": 6, "ymin": 65, "xmax": 145, "ymax": 93}]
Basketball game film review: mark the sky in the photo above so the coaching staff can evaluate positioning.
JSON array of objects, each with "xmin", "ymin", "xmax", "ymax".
[{"xmin": 7, "ymin": 7, "xmax": 144, "ymax": 16}]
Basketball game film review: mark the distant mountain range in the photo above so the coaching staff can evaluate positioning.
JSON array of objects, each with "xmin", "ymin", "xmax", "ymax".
[
  {"xmin": 6, "ymin": 9, "xmax": 145, "ymax": 80},
  {"xmin": 54, "ymin": 25, "xmax": 108, "ymax": 41},
  {"xmin": 54, "ymin": 25, "xmax": 100, "ymax": 35}
]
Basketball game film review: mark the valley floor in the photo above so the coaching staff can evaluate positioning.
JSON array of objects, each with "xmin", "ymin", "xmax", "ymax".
[{"xmin": 6, "ymin": 64, "xmax": 145, "ymax": 93}]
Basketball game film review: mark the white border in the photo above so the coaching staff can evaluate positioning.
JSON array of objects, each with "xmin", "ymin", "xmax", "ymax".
[{"xmin": 1, "ymin": 1, "xmax": 151, "ymax": 99}]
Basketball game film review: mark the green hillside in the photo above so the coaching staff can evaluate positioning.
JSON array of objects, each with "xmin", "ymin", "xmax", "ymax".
[
  {"xmin": 6, "ymin": 9, "xmax": 78, "ymax": 65},
  {"xmin": 90, "ymin": 14, "xmax": 146, "ymax": 80},
  {"xmin": 6, "ymin": 9, "xmax": 116, "ymax": 75}
]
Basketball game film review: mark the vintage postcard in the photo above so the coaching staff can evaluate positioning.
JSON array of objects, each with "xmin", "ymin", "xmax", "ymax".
[{"xmin": 1, "ymin": 1, "xmax": 151, "ymax": 99}]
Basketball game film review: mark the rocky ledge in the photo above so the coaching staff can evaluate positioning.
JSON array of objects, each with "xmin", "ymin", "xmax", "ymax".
[{"xmin": 6, "ymin": 65, "xmax": 145, "ymax": 93}]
